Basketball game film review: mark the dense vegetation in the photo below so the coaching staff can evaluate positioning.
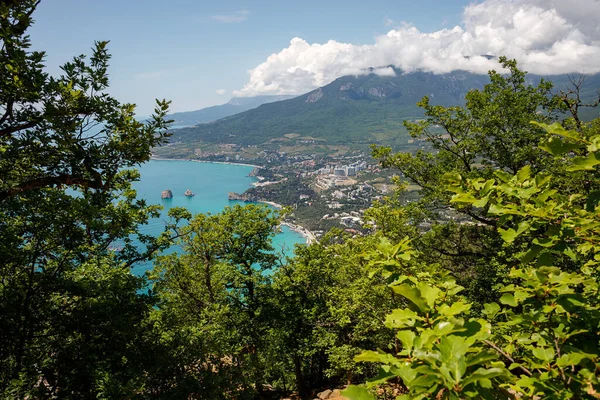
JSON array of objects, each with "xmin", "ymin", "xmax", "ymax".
[{"xmin": 1, "ymin": 2, "xmax": 599, "ymax": 399}]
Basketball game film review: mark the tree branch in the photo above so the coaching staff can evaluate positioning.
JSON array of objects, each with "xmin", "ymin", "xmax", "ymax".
[
  {"xmin": 0, "ymin": 174, "xmax": 106, "ymax": 202},
  {"xmin": 483, "ymin": 339, "xmax": 532, "ymax": 377},
  {"xmin": 0, "ymin": 120, "xmax": 40, "ymax": 137}
]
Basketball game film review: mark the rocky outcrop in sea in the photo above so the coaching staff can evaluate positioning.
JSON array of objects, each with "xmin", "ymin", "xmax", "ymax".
[
  {"xmin": 161, "ymin": 190, "xmax": 173, "ymax": 199},
  {"xmin": 184, "ymin": 189, "xmax": 195, "ymax": 197}
]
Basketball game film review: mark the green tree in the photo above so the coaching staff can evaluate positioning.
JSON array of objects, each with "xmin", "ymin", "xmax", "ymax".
[
  {"xmin": 368, "ymin": 58, "xmax": 599, "ymax": 306},
  {"xmin": 269, "ymin": 232, "xmax": 400, "ymax": 399},
  {"xmin": 344, "ymin": 123, "xmax": 600, "ymax": 399},
  {"xmin": 150, "ymin": 204, "xmax": 283, "ymax": 399},
  {"xmin": 0, "ymin": 1, "xmax": 173, "ymax": 397}
]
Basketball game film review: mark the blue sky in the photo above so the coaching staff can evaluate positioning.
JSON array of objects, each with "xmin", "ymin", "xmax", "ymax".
[
  {"xmin": 28, "ymin": 0, "xmax": 600, "ymax": 115},
  {"xmin": 28, "ymin": 0, "xmax": 470, "ymax": 115}
]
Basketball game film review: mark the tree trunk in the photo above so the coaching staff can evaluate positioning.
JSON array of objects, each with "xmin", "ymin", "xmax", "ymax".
[{"xmin": 294, "ymin": 354, "xmax": 310, "ymax": 400}]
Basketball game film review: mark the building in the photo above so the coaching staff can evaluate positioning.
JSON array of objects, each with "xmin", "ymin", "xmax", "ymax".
[{"xmin": 333, "ymin": 168, "xmax": 346, "ymax": 176}]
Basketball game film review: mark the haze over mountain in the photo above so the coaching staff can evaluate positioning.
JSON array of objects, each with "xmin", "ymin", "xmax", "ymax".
[
  {"xmin": 166, "ymin": 68, "xmax": 600, "ymax": 153},
  {"xmin": 166, "ymin": 95, "xmax": 296, "ymax": 126}
]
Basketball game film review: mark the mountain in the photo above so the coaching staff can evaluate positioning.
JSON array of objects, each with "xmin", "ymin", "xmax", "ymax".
[
  {"xmin": 166, "ymin": 68, "xmax": 600, "ymax": 154},
  {"xmin": 166, "ymin": 95, "xmax": 297, "ymax": 126},
  {"xmin": 168, "ymin": 69, "xmax": 490, "ymax": 149}
]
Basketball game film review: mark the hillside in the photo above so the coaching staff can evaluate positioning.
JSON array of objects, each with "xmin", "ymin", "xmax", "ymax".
[
  {"xmin": 160, "ymin": 69, "xmax": 600, "ymax": 158},
  {"xmin": 166, "ymin": 95, "xmax": 296, "ymax": 126}
]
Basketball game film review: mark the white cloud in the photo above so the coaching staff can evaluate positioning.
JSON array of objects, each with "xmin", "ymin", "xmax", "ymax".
[
  {"xmin": 216, "ymin": 89, "xmax": 226, "ymax": 95},
  {"xmin": 368, "ymin": 66, "xmax": 396, "ymax": 77},
  {"xmin": 211, "ymin": 10, "xmax": 249, "ymax": 23},
  {"xmin": 235, "ymin": 0, "xmax": 600, "ymax": 96}
]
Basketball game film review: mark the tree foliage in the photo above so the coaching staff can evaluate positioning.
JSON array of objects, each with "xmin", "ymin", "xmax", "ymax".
[
  {"xmin": 344, "ymin": 125, "xmax": 600, "ymax": 399},
  {"xmin": 0, "ymin": 1, "xmax": 173, "ymax": 397},
  {"xmin": 3, "ymin": 3, "xmax": 600, "ymax": 399}
]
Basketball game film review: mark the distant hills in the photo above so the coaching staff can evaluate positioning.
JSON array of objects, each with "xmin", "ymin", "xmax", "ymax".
[
  {"xmin": 166, "ymin": 95, "xmax": 296, "ymax": 126},
  {"xmin": 164, "ymin": 68, "xmax": 600, "ymax": 156}
]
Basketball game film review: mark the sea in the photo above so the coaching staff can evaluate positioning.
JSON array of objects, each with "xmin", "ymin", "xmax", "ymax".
[{"xmin": 129, "ymin": 159, "xmax": 306, "ymax": 276}]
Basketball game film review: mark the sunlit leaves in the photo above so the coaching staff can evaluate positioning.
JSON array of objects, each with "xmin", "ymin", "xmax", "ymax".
[{"xmin": 350, "ymin": 119, "xmax": 600, "ymax": 399}]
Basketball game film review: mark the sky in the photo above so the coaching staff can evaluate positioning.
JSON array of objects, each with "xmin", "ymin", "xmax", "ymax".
[{"xmin": 29, "ymin": 0, "xmax": 600, "ymax": 116}]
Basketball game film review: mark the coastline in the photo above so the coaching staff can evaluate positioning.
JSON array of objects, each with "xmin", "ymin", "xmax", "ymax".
[
  {"xmin": 259, "ymin": 200, "xmax": 284, "ymax": 209},
  {"xmin": 150, "ymin": 156, "xmax": 316, "ymax": 245},
  {"xmin": 150, "ymin": 156, "xmax": 262, "ymax": 169},
  {"xmin": 280, "ymin": 222, "xmax": 317, "ymax": 245},
  {"xmin": 257, "ymin": 202, "xmax": 317, "ymax": 244}
]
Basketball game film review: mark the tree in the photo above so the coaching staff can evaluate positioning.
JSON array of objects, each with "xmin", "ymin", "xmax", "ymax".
[
  {"xmin": 344, "ymin": 122, "xmax": 600, "ymax": 399},
  {"xmin": 269, "ymin": 232, "xmax": 400, "ymax": 399},
  {"xmin": 0, "ymin": 1, "xmax": 173, "ymax": 397},
  {"xmin": 150, "ymin": 204, "xmax": 283, "ymax": 399},
  {"xmin": 368, "ymin": 58, "xmax": 600, "ymax": 306}
]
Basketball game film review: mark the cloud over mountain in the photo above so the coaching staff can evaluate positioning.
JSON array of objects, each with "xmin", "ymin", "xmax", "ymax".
[{"xmin": 235, "ymin": 0, "xmax": 600, "ymax": 96}]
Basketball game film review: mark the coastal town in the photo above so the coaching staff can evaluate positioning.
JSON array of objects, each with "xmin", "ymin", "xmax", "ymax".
[{"xmin": 157, "ymin": 149, "xmax": 409, "ymax": 243}]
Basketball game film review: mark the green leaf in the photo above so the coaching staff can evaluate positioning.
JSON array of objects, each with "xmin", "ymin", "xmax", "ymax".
[
  {"xmin": 355, "ymin": 350, "xmax": 398, "ymax": 364},
  {"xmin": 462, "ymin": 367, "xmax": 507, "ymax": 389},
  {"xmin": 409, "ymin": 372, "xmax": 442, "ymax": 389},
  {"xmin": 396, "ymin": 330, "xmax": 416, "ymax": 353},
  {"xmin": 438, "ymin": 301, "xmax": 471, "ymax": 317},
  {"xmin": 555, "ymin": 352, "xmax": 596, "ymax": 367},
  {"xmin": 390, "ymin": 363, "xmax": 419, "ymax": 386},
  {"xmin": 365, "ymin": 367, "xmax": 396, "ymax": 387},
  {"xmin": 437, "ymin": 336, "xmax": 470, "ymax": 382},
  {"xmin": 341, "ymin": 385, "xmax": 376, "ymax": 400},
  {"xmin": 516, "ymin": 165, "xmax": 532, "ymax": 182},
  {"xmin": 392, "ymin": 284, "xmax": 430, "ymax": 313},
  {"xmin": 385, "ymin": 308, "xmax": 420, "ymax": 328},
  {"xmin": 532, "ymin": 347, "xmax": 555, "ymax": 362},
  {"xmin": 494, "ymin": 170, "xmax": 513, "ymax": 183},
  {"xmin": 539, "ymin": 136, "xmax": 583, "ymax": 156},
  {"xmin": 532, "ymin": 121, "xmax": 583, "ymax": 140},
  {"xmin": 533, "ymin": 237, "xmax": 558, "ymax": 248},
  {"xmin": 488, "ymin": 204, "xmax": 524, "ymax": 216},
  {"xmin": 498, "ymin": 227, "xmax": 517, "ymax": 244},
  {"xmin": 586, "ymin": 190, "xmax": 600, "ymax": 212},
  {"xmin": 451, "ymin": 192, "xmax": 478, "ymax": 204},
  {"xmin": 433, "ymin": 321, "xmax": 457, "ymax": 337},
  {"xmin": 417, "ymin": 282, "xmax": 440, "ymax": 310},
  {"xmin": 466, "ymin": 351, "xmax": 498, "ymax": 368},
  {"xmin": 499, "ymin": 293, "xmax": 518, "ymax": 307},
  {"xmin": 567, "ymin": 152, "xmax": 600, "ymax": 171},
  {"xmin": 482, "ymin": 302, "xmax": 501, "ymax": 319}
]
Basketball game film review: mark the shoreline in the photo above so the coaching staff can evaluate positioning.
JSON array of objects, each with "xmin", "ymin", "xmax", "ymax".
[
  {"xmin": 151, "ymin": 156, "xmax": 316, "ymax": 244},
  {"xmin": 150, "ymin": 156, "xmax": 262, "ymax": 169},
  {"xmin": 280, "ymin": 222, "xmax": 317, "ymax": 245},
  {"xmin": 259, "ymin": 200, "xmax": 284, "ymax": 209}
]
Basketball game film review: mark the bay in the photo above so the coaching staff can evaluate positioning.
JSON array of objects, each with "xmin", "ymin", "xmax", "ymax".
[{"xmin": 129, "ymin": 160, "xmax": 306, "ymax": 276}]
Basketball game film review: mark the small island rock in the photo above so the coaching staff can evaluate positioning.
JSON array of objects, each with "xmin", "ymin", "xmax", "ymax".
[
  {"xmin": 161, "ymin": 189, "xmax": 173, "ymax": 199},
  {"xmin": 184, "ymin": 189, "xmax": 195, "ymax": 197}
]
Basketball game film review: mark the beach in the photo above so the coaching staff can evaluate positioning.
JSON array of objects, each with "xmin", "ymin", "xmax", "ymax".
[
  {"xmin": 259, "ymin": 200, "xmax": 284, "ymax": 209},
  {"xmin": 280, "ymin": 222, "xmax": 317, "ymax": 244},
  {"xmin": 150, "ymin": 156, "xmax": 261, "ymax": 169}
]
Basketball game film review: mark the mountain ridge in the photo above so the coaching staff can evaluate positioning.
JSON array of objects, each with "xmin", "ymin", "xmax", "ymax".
[
  {"xmin": 163, "ymin": 68, "xmax": 600, "ymax": 157},
  {"xmin": 166, "ymin": 95, "xmax": 297, "ymax": 126}
]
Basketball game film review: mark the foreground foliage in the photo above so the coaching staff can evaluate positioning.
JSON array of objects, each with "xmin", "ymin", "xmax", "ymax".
[
  {"xmin": 344, "ymin": 123, "xmax": 600, "ymax": 399},
  {"xmin": 0, "ymin": 1, "xmax": 173, "ymax": 397},
  {"xmin": 3, "ymin": 2, "xmax": 600, "ymax": 399}
]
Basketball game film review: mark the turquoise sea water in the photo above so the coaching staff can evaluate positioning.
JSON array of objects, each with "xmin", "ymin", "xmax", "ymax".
[{"xmin": 130, "ymin": 160, "xmax": 306, "ymax": 275}]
